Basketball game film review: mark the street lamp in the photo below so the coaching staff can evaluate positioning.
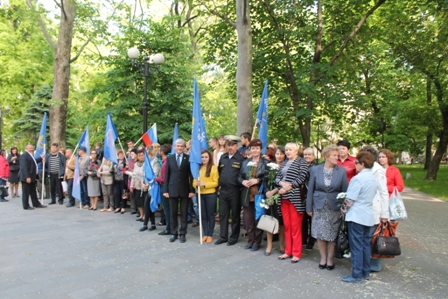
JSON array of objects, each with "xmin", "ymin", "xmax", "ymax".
[{"xmin": 127, "ymin": 47, "xmax": 164, "ymax": 134}]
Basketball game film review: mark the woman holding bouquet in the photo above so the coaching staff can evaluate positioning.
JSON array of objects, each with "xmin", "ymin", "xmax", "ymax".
[
  {"xmin": 306, "ymin": 145, "xmax": 348, "ymax": 270},
  {"xmin": 264, "ymin": 146, "xmax": 286, "ymax": 256},
  {"xmin": 268, "ymin": 143, "xmax": 308, "ymax": 263},
  {"xmin": 193, "ymin": 150, "xmax": 219, "ymax": 243},
  {"xmin": 238, "ymin": 139, "xmax": 268, "ymax": 251}
]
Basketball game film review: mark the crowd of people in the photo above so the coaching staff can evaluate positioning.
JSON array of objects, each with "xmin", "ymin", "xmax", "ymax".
[{"xmin": 1, "ymin": 134, "xmax": 405, "ymax": 283}]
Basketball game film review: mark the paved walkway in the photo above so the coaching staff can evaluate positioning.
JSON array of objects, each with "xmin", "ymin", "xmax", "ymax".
[{"xmin": 0, "ymin": 187, "xmax": 446, "ymax": 299}]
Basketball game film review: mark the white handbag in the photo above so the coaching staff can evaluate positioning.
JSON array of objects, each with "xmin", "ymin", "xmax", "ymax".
[
  {"xmin": 61, "ymin": 181, "xmax": 68, "ymax": 194},
  {"xmin": 257, "ymin": 215, "xmax": 279, "ymax": 234}
]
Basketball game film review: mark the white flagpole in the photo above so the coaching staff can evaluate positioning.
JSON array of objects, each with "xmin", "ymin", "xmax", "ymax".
[
  {"xmin": 197, "ymin": 181, "xmax": 203, "ymax": 245},
  {"xmin": 134, "ymin": 136, "xmax": 143, "ymax": 146},
  {"xmin": 40, "ymin": 143, "xmax": 46, "ymax": 205},
  {"xmin": 67, "ymin": 143, "xmax": 79, "ymax": 165}
]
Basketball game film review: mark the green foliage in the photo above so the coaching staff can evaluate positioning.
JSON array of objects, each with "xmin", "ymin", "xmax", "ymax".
[
  {"xmin": 78, "ymin": 15, "xmax": 200, "ymax": 147},
  {"xmin": 12, "ymin": 84, "xmax": 51, "ymax": 148},
  {"xmin": 0, "ymin": 0, "xmax": 53, "ymax": 149}
]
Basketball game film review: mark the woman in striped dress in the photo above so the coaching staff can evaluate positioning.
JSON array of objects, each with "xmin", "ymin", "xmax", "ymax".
[{"xmin": 269, "ymin": 142, "xmax": 308, "ymax": 263}]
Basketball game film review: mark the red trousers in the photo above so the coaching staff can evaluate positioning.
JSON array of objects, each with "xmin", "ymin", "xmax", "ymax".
[{"xmin": 281, "ymin": 200, "xmax": 304, "ymax": 258}]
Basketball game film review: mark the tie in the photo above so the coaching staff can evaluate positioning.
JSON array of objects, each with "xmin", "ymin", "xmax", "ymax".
[{"xmin": 177, "ymin": 154, "xmax": 181, "ymax": 167}]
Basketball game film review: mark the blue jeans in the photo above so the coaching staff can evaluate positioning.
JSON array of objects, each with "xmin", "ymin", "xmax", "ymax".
[
  {"xmin": 369, "ymin": 225, "xmax": 382, "ymax": 271},
  {"xmin": 0, "ymin": 179, "xmax": 6, "ymax": 199},
  {"xmin": 347, "ymin": 221, "xmax": 372, "ymax": 279},
  {"xmin": 200, "ymin": 193, "xmax": 217, "ymax": 237},
  {"xmin": 188, "ymin": 195, "xmax": 199, "ymax": 223}
]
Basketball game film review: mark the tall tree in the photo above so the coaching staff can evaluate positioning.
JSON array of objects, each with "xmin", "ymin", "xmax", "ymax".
[
  {"xmin": 202, "ymin": 0, "xmax": 253, "ymax": 135},
  {"xmin": 26, "ymin": 0, "xmax": 124, "ymax": 147},
  {"xmin": 381, "ymin": 1, "xmax": 448, "ymax": 180}
]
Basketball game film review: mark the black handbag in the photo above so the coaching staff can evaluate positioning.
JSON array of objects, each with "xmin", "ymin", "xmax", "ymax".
[
  {"xmin": 334, "ymin": 218, "xmax": 349, "ymax": 259},
  {"xmin": 372, "ymin": 223, "xmax": 401, "ymax": 256}
]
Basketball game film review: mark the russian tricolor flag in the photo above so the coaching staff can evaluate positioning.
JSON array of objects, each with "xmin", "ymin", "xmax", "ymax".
[{"xmin": 142, "ymin": 123, "xmax": 158, "ymax": 146}]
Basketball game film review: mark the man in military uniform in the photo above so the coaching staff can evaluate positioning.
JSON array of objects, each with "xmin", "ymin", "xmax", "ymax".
[{"xmin": 215, "ymin": 135, "xmax": 245, "ymax": 246}]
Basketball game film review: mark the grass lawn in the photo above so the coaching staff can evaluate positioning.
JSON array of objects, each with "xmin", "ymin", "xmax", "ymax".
[{"xmin": 397, "ymin": 165, "xmax": 448, "ymax": 201}]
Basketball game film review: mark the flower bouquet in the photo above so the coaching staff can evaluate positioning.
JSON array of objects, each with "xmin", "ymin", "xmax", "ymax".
[
  {"xmin": 244, "ymin": 161, "xmax": 258, "ymax": 202},
  {"xmin": 336, "ymin": 192, "xmax": 347, "ymax": 208}
]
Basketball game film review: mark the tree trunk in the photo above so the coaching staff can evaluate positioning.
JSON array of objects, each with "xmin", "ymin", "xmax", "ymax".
[
  {"xmin": 51, "ymin": 0, "xmax": 75, "ymax": 148},
  {"xmin": 235, "ymin": 0, "xmax": 253, "ymax": 135},
  {"xmin": 424, "ymin": 77, "xmax": 432, "ymax": 170},
  {"xmin": 425, "ymin": 82, "xmax": 448, "ymax": 180}
]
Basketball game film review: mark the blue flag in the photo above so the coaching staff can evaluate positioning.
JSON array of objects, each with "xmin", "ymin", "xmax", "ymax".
[
  {"xmin": 144, "ymin": 150, "xmax": 161, "ymax": 212},
  {"xmin": 34, "ymin": 113, "xmax": 47, "ymax": 158},
  {"xmin": 190, "ymin": 78, "xmax": 208, "ymax": 179},
  {"xmin": 256, "ymin": 80, "xmax": 268, "ymax": 154},
  {"xmin": 104, "ymin": 114, "xmax": 118, "ymax": 163},
  {"xmin": 78, "ymin": 125, "xmax": 90, "ymax": 156},
  {"xmin": 171, "ymin": 123, "xmax": 179, "ymax": 155},
  {"xmin": 72, "ymin": 156, "xmax": 81, "ymax": 201}
]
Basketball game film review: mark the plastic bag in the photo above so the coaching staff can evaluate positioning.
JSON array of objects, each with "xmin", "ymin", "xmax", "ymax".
[
  {"xmin": 255, "ymin": 184, "xmax": 265, "ymax": 220},
  {"xmin": 389, "ymin": 188, "xmax": 407, "ymax": 220}
]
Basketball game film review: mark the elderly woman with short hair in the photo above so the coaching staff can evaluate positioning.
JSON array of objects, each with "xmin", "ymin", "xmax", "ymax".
[
  {"xmin": 340, "ymin": 151, "xmax": 378, "ymax": 283},
  {"xmin": 306, "ymin": 145, "xmax": 348, "ymax": 270},
  {"xmin": 302, "ymin": 147, "xmax": 316, "ymax": 250}
]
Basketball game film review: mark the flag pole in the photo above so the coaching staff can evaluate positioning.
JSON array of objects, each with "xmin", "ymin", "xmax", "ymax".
[
  {"xmin": 67, "ymin": 143, "xmax": 79, "ymax": 165},
  {"xmin": 134, "ymin": 136, "xmax": 143, "ymax": 146},
  {"xmin": 197, "ymin": 182, "xmax": 203, "ymax": 245},
  {"xmin": 40, "ymin": 143, "xmax": 46, "ymax": 205},
  {"xmin": 117, "ymin": 138, "xmax": 126, "ymax": 157},
  {"xmin": 251, "ymin": 122, "xmax": 258, "ymax": 140}
]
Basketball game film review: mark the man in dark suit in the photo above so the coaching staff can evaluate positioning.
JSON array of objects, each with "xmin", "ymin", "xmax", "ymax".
[
  {"xmin": 162, "ymin": 139, "xmax": 195, "ymax": 243},
  {"xmin": 19, "ymin": 144, "xmax": 47, "ymax": 210}
]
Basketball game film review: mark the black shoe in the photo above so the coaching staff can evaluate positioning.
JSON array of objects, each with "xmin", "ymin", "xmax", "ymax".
[
  {"xmin": 326, "ymin": 265, "xmax": 335, "ymax": 270},
  {"xmin": 136, "ymin": 218, "xmax": 143, "ymax": 222},
  {"xmin": 130, "ymin": 211, "xmax": 137, "ymax": 215},
  {"xmin": 251, "ymin": 245, "xmax": 259, "ymax": 251},
  {"xmin": 318, "ymin": 264, "xmax": 327, "ymax": 270},
  {"xmin": 149, "ymin": 225, "xmax": 156, "ymax": 231},
  {"xmin": 179, "ymin": 235, "xmax": 186, "ymax": 243},
  {"xmin": 58, "ymin": 201, "xmax": 63, "ymax": 205},
  {"xmin": 139, "ymin": 225, "xmax": 148, "ymax": 232},
  {"xmin": 187, "ymin": 219, "xmax": 193, "ymax": 224},
  {"xmin": 48, "ymin": 201, "xmax": 56, "ymax": 205},
  {"xmin": 35, "ymin": 205, "xmax": 47, "ymax": 208},
  {"xmin": 158, "ymin": 230, "xmax": 170, "ymax": 236},
  {"xmin": 169, "ymin": 235, "xmax": 178, "ymax": 242},
  {"xmin": 24, "ymin": 207, "xmax": 35, "ymax": 210},
  {"xmin": 244, "ymin": 244, "xmax": 252, "ymax": 250},
  {"xmin": 214, "ymin": 238, "xmax": 227, "ymax": 245},
  {"xmin": 66, "ymin": 203, "xmax": 75, "ymax": 207},
  {"xmin": 227, "ymin": 240, "xmax": 237, "ymax": 246}
]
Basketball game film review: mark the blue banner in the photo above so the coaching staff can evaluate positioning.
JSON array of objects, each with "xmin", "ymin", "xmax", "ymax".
[
  {"xmin": 190, "ymin": 78, "xmax": 208, "ymax": 179},
  {"xmin": 34, "ymin": 113, "xmax": 47, "ymax": 158},
  {"xmin": 78, "ymin": 125, "xmax": 90, "ymax": 156},
  {"xmin": 104, "ymin": 114, "xmax": 118, "ymax": 163},
  {"xmin": 256, "ymin": 80, "xmax": 268, "ymax": 154}
]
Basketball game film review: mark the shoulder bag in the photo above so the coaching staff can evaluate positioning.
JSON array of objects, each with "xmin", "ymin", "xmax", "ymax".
[{"xmin": 372, "ymin": 221, "xmax": 401, "ymax": 256}]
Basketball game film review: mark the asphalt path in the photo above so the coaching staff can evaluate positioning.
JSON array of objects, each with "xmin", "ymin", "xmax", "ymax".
[{"xmin": 0, "ymin": 187, "xmax": 446, "ymax": 299}]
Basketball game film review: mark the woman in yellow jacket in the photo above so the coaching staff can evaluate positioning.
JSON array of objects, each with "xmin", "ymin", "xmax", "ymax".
[{"xmin": 193, "ymin": 150, "xmax": 220, "ymax": 243}]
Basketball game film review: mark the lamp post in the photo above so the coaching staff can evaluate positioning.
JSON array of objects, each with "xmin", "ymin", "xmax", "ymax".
[{"xmin": 127, "ymin": 47, "xmax": 164, "ymax": 134}]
